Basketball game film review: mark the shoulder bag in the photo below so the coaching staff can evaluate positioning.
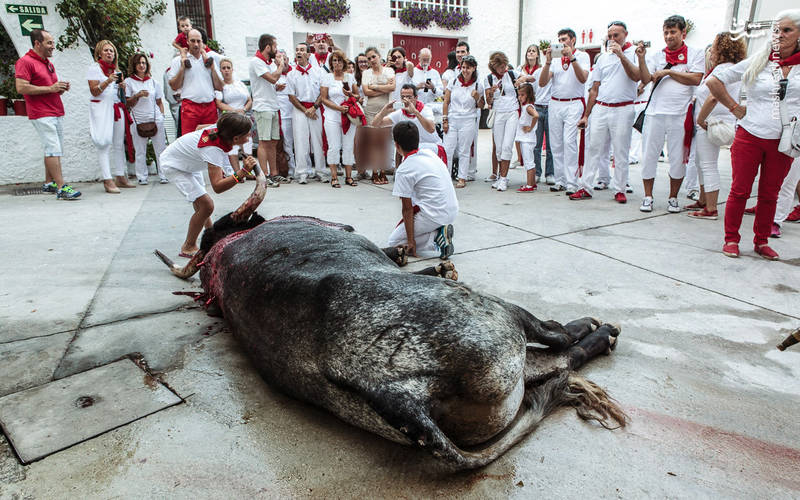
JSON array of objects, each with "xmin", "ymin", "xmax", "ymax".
[
  {"xmin": 778, "ymin": 78, "xmax": 800, "ymax": 158},
  {"xmin": 135, "ymin": 80, "xmax": 158, "ymax": 138},
  {"xmin": 633, "ymin": 62, "xmax": 673, "ymax": 133}
]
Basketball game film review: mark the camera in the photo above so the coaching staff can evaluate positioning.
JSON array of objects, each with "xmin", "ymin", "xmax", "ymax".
[
  {"xmin": 635, "ymin": 40, "xmax": 652, "ymax": 48},
  {"xmin": 550, "ymin": 43, "xmax": 564, "ymax": 52},
  {"xmin": 392, "ymin": 101, "xmax": 403, "ymax": 110}
]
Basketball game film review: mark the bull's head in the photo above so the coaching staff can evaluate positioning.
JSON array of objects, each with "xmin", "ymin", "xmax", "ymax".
[{"xmin": 154, "ymin": 163, "xmax": 268, "ymax": 279}]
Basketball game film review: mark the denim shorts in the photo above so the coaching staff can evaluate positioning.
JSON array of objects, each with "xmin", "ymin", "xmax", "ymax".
[{"xmin": 31, "ymin": 116, "xmax": 64, "ymax": 157}]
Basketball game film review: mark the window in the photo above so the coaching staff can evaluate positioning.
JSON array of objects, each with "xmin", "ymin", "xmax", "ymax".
[
  {"xmin": 174, "ymin": 0, "xmax": 213, "ymax": 38},
  {"xmin": 389, "ymin": 0, "xmax": 469, "ymax": 18}
]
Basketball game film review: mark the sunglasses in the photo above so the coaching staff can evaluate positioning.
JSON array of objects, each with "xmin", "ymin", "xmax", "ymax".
[{"xmin": 46, "ymin": 62, "xmax": 54, "ymax": 73}]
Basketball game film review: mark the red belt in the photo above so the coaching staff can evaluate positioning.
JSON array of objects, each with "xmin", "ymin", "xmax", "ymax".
[
  {"xmin": 634, "ymin": 101, "xmax": 647, "ymax": 105},
  {"xmin": 597, "ymin": 100, "xmax": 634, "ymax": 107},
  {"xmin": 300, "ymin": 101, "xmax": 315, "ymax": 109},
  {"xmin": 551, "ymin": 97, "xmax": 583, "ymax": 102}
]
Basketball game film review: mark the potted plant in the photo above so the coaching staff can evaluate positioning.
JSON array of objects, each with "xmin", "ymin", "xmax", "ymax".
[{"xmin": 0, "ymin": 75, "xmax": 21, "ymax": 116}]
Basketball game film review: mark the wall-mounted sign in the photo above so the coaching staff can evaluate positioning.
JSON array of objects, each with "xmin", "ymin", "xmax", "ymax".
[
  {"xmin": 5, "ymin": 4, "xmax": 48, "ymax": 15},
  {"xmin": 17, "ymin": 14, "xmax": 43, "ymax": 36}
]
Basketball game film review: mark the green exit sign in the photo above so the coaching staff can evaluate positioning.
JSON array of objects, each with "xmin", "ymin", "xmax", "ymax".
[{"xmin": 5, "ymin": 4, "xmax": 48, "ymax": 15}]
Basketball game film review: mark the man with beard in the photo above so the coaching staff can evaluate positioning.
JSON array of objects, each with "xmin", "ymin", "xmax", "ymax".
[{"xmin": 249, "ymin": 33, "xmax": 287, "ymax": 187}]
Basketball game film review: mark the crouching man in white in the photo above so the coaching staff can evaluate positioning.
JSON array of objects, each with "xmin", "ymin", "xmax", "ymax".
[{"xmin": 387, "ymin": 121, "xmax": 459, "ymax": 259}]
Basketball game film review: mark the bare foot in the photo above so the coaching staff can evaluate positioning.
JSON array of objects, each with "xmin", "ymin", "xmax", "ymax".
[
  {"xmin": 179, "ymin": 246, "xmax": 199, "ymax": 258},
  {"xmin": 115, "ymin": 175, "xmax": 136, "ymax": 188}
]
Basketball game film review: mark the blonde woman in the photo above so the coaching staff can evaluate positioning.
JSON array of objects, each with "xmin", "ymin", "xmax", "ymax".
[{"xmin": 484, "ymin": 51, "xmax": 519, "ymax": 192}]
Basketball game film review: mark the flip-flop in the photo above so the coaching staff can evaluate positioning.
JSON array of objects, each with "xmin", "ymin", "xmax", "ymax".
[{"xmin": 178, "ymin": 251, "xmax": 197, "ymax": 258}]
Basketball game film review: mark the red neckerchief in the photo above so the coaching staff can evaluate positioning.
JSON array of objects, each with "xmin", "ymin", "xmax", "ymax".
[
  {"xmin": 663, "ymin": 43, "xmax": 688, "ymax": 65},
  {"xmin": 130, "ymin": 74, "xmax": 150, "ymax": 82},
  {"xmin": 197, "ymin": 128, "xmax": 233, "ymax": 153},
  {"xmin": 394, "ymin": 63, "xmax": 408, "ymax": 74},
  {"xmin": 295, "ymin": 64, "xmax": 312, "ymax": 75},
  {"xmin": 620, "ymin": 42, "xmax": 632, "ymax": 52},
  {"xmin": 415, "ymin": 63, "xmax": 428, "ymax": 71},
  {"xmin": 522, "ymin": 64, "xmax": 539, "ymax": 75},
  {"xmin": 769, "ymin": 50, "xmax": 800, "ymax": 67},
  {"xmin": 314, "ymin": 52, "xmax": 328, "ymax": 65},
  {"xmin": 401, "ymin": 100, "xmax": 424, "ymax": 118},
  {"xmin": 282, "ymin": 63, "xmax": 292, "ymax": 75},
  {"xmin": 98, "ymin": 58, "xmax": 117, "ymax": 77},
  {"xmin": 403, "ymin": 149, "xmax": 419, "ymax": 159},
  {"xmin": 457, "ymin": 73, "xmax": 476, "ymax": 86},
  {"xmin": 491, "ymin": 70, "xmax": 505, "ymax": 81},
  {"xmin": 255, "ymin": 50, "xmax": 272, "ymax": 65}
]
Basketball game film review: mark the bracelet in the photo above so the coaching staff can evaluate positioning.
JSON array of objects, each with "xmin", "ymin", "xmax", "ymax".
[{"xmin": 232, "ymin": 173, "xmax": 241, "ymax": 183}]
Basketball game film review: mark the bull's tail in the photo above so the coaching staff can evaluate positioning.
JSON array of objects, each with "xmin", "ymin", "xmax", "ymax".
[
  {"xmin": 562, "ymin": 373, "xmax": 628, "ymax": 429},
  {"xmin": 153, "ymin": 249, "xmax": 204, "ymax": 279}
]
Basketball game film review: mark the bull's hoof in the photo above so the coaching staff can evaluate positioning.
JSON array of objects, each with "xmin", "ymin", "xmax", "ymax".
[
  {"xmin": 604, "ymin": 324, "xmax": 621, "ymax": 354},
  {"xmin": 436, "ymin": 261, "xmax": 458, "ymax": 281}
]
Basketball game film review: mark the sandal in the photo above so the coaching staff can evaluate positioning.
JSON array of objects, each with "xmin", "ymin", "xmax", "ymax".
[
  {"xmin": 372, "ymin": 171, "xmax": 381, "ymax": 184},
  {"xmin": 379, "ymin": 171, "xmax": 388, "ymax": 184},
  {"xmin": 345, "ymin": 177, "xmax": 358, "ymax": 187},
  {"xmin": 684, "ymin": 201, "xmax": 705, "ymax": 210},
  {"xmin": 331, "ymin": 178, "xmax": 341, "ymax": 188}
]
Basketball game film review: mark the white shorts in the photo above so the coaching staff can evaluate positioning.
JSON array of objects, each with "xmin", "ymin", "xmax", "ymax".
[
  {"xmin": 162, "ymin": 165, "xmax": 206, "ymax": 202},
  {"xmin": 31, "ymin": 115, "xmax": 64, "ymax": 157}
]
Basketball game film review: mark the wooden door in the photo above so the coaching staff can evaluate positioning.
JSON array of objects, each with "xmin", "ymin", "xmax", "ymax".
[{"xmin": 392, "ymin": 34, "xmax": 458, "ymax": 73}]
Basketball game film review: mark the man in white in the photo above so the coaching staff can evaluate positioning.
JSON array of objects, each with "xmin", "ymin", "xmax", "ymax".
[
  {"xmin": 539, "ymin": 28, "xmax": 591, "ymax": 194},
  {"xmin": 276, "ymin": 49, "xmax": 296, "ymax": 177},
  {"xmin": 637, "ymin": 15, "xmax": 703, "ymax": 213},
  {"xmin": 287, "ymin": 42, "xmax": 325, "ymax": 184},
  {"xmin": 572, "ymin": 21, "xmax": 640, "ymax": 203},
  {"xmin": 412, "ymin": 48, "xmax": 443, "ymax": 105},
  {"xmin": 372, "ymin": 84, "xmax": 445, "ymax": 163},
  {"xmin": 387, "ymin": 121, "xmax": 458, "ymax": 260},
  {"xmin": 169, "ymin": 29, "xmax": 223, "ymax": 136},
  {"xmin": 249, "ymin": 33, "xmax": 286, "ymax": 187},
  {"xmin": 308, "ymin": 34, "xmax": 331, "ymax": 72}
]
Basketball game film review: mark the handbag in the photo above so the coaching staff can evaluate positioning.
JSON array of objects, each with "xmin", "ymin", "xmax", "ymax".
[
  {"xmin": 135, "ymin": 80, "xmax": 158, "ymax": 138},
  {"xmin": 778, "ymin": 78, "xmax": 800, "ymax": 158},
  {"xmin": 633, "ymin": 62, "xmax": 674, "ymax": 133},
  {"xmin": 706, "ymin": 119, "xmax": 735, "ymax": 147}
]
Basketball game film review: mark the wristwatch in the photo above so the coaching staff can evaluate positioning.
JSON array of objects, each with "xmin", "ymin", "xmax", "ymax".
[{"xmin": 570, "ymin": 57, "xmax": 577, "ymax": 63}]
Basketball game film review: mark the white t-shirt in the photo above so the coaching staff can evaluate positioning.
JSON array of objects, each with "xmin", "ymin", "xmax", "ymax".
[
  {"xmin": 160, "ymin": 127, "xmax": 231, "ymax": 173},
  {"xmin": 531, "ymin": 67, "xmax": 552, "ymax": 106},
  {"xmin": 484, "ymin": 71, "xmax": 519, "ymax": 113},
  {"xmin": 694, "ymin": 63, "xmax": 741, "ymax": 124},
  {"xmin": 549, "ymin": 50, "xmax": 591, "ymax": 99},
  {"xmin": 214, "ymin": 80, "xmax": 250, "ymax": 110},
  {"xmin": 389, "ymin": 105, "xmax": 441, "ymax": 146},
  {"xmin": 86, "ymin": 63, "xmax": 119, "ymax": 103},
  {"xmin": 447, "ymin": 75, "xmax": 484, "ymax": 120},
  {"xmin": 516, "ymin": 104, "xmax": 538, "ymax": 143},
  {"xmin": 715, "ymin": 58, "xmax": 800, "ymax": 140},
  {"xmin": 411, "ymin": 66, "xmax": 443, "ymax": 104},
  {"xmin": 392, "ymin": 148, "xmax": 459, "ymax": 225},
  {"xmin": 309, "ymin": 52, "xmax": 331, "ymax": 72},
  {"xmin": 249, "ymin": 55, "xmax": 279, "ymax": 112},
  {"xmin": 125, "ymin": 77, "xmax": 165, "ymax": 123},
  {"xmin": 441, "ymin": 68, "xmax": 456, "ymax": 90},
  {"xmin": 592, "ymin": 46, "xmax": 639, "ymax": 104},
  {"xmin": 276, "ymin": 66, "xmax": 294, "ymax": 117},
  {"xmin": 321, "ymin": 72, "xmax": 356, "ymax": 123},
  {"xmin": 391, "ymin": 67, "xmax": 414, "ymax": 101},
  {"xmin": 168, "ymin": 53, "xmax": 221, "ymax": 103},
  {"xmin": 646, "ymin": 45, "xmax": 705, "ymax": 116},
  {"xmin": 286, "ymin": 64, "xmax": 323, "ymax": 104}
]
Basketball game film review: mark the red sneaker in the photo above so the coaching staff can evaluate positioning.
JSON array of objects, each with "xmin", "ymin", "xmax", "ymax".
[
  {"xmin": 744, "ymin": 206, "xmax": 756, "ymax": 215},
  {"xmin": 722, "ymin": 242, "xmax": 739, "ymax": 258},
  {"xmin": 754, "ymin": 244, "xmax": 779, "ymax": 260},
  {"xmin": 614, "ymin": 192, "xmax": 627, "ymax": 204},
  {"xmin": 786, "ymin": 204, "xmax": 800, "ymax": 222},
  {"xmin": 516, "ymin": 185, "xmax": 536, "ymax": 192},
  {"xmin": 770, "ymin": 223, "xmax": 781, "ymax": 238},
  {"xmin": 569, "ymin": 188, "xmax": 592, "ymax": 200}
]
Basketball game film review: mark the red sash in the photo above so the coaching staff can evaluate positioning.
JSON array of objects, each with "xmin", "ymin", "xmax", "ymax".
[{"xmin": 683, "ymin": 102, "xmax": 694, "ymax": 164}]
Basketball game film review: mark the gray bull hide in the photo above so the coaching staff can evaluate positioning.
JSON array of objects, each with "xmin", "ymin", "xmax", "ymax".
[{"xmin": 156, "ymin": 212, "xmax": 626, "ymax": 470}]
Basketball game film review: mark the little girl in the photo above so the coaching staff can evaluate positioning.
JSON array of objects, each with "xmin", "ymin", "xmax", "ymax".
[
  {"xmin": 515, "ymin": 84, "xmax": 539, "ymax": 193},
  {"xmin": 160, "ymin": 113, "xmax": 256, "ymax": 257}
]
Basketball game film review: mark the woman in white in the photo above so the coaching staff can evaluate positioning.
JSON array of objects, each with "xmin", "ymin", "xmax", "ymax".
[
  {"xmin": 125, "ymin": 53, "xmax": 168, "ymax": 185},
  {"xmin": 215, "ymin": 58, "xmax": 253, "ymax": 174},
  {"xmin": 484, "ymin": 51, "xmax": 520, "ymax": 192},
  {"xmin": 320, "ymin": 50, "xmax": 361, "ymax": 187},
  {"xmin": 87, "ymin": 40, "xmax": 134, "ymax": 193},
  {"xmin": 514, "ymin": 83, "xmax": 539, "ymax": 192},
  {"xmin": 441, "ymin": 51, "xmax": 458, "ymax": 91},
  {"xmin": 687, "ymin": 34, "xmax": 746, "ymax": 220},
  {"xmin": 442, "ymin": 55, "xmax": 484, "ymax": 188},
  {"xmin": 361, "ymin": 46, "xmax": 395, "ymax": 184}
]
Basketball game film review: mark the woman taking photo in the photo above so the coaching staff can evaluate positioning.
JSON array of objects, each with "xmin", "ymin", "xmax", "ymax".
[
  {"xmin": 361, "ymin": 46, "xmax": 395, "ymax": 184},
  {"xmin": 707, "ymin": 9, "xmax": 800, "ymax": 260},
  {"xmin": 125, "ymin": 52, "xmax": 169, "ymax": 185},
  {"xmin": 88, "ymin": 40, "xmax": 134, "ymax": 193},
  {"xmin": 484, "ymin": 51, "xmax": 520, "ymax": 192},
  {"xmin": 215, "ymin": 58, "xmax": 253, "ymax": 173},
  {"xmin": 442, "ymin": 55, "xmax": 484, "ymax": 188},
  {"xmin": 686, "ymin": 34, "xmax": 746, "ymax": 220},
  {"xmin": 321, "ymin": 50, "xmax": 362, "ymax": 187}
]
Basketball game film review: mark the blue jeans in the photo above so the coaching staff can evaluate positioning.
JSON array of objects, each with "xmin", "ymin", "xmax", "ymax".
[{"xmin": 534, "ymin": 105, "xmax": 554, "ymax": 177}]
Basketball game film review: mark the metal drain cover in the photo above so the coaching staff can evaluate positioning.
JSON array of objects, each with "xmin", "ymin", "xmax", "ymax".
[{"xmin": 13, "ymin": 188, "xmax": 46, "ymax": 196}]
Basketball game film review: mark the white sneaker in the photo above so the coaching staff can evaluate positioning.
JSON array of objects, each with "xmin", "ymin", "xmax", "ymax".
[
  {"xmin": 667, "ymin": 197, "xmax": 681, "ymax": 213},
  {"xmin": 626, "ymin": 183, "xmax": 633, "ymax": 193},
  {"xmin": 593, "ymin": 180, "xmax": 608, "ymax": 190},
  {"xmin": 496, "ymin": 177, "xmax": 508, "ymax": 191},
  {"xmin": 138, "ymin": 179, "xmax": 148, "ymax": 185},
  {"xmin": 485, "ymin": 173, "xmax": 498, "ymax": 182},
  {"xmin": 687, "ymin": 190, "xmax": 700, "ymax": 201},
  {"xmin": 298, "ymin": 174, "xmax": 308, "ymax": 184},
  {"xmin": 640, "ymin": 196, "xmax": 654, "ymax": 212},
  {"xmin": 466, "ymin": 175, "xmax": 476, "ymax": 181},
  {"xmin": 491, "ymin": 177, "xmax": 500, "ymax": 189},
  {"xmin": 545, "ymin": 174, "xmax": 555, "ymax": 185},
  {"xmin": 509, "ymin": 160, "xmax": 519, "ymax": 169},
  {"xmin": 159, "ymin": 178, "xmax": 169, "ymax": 184}
]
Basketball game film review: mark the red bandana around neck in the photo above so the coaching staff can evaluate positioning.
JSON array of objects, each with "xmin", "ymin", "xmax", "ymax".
[
  {"xmin": 295, "ymin": 64, "xmax": 312, "ymax": 75},
  {"xmin": 403, "ymin": 148, "xmax": 419, "ymax": 159},
  {"xmin": 282, "ymin": 63, "xmax": 293, "ymax": 75},
  {"xmin": 523, "ymin": 64, "xmax": 539, "ymax": 75},
  {"xmin": 769, "ymin": 50, "xmax": 800, "ymax": 67},
  {"xmin": 315, "ymin": 52, "xmax": 328, "ymax": 65},
  {"xmin": 131, "ymin": 74, "xmax": 150, "ymax": 82},
  {"xmin": 458, "ymin": 72, "xmax": 477, "ymax": 87},
  {"xmin": 663, "ymin": 43, "xmax": 688, "ymax": 65},
  {"xmin": 415, "ymin": 63, "xmax": 429, "ymax": 71},
  {"xmin": 394, "ymin": 63, "xmax": 408, "ymax": 74},
  {"xmin": 98, "ymin": 59, "xmax": 117, "ymax": 77},
  {"xmin": 401, "ymin": 100, "xmax": 424, "ymax": 118},
  {"xmin": 255, "ymin": 50, "xmax": 272, "ymax": 65},
  {"xmin": 620, "ymin": 42, "xmax": 632, "ymax": 52},
  {"xmin": 197, "ymin": 128, "xmax": 233, "ymax": 153}
]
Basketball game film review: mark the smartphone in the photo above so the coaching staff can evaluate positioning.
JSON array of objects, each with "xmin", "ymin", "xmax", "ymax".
[
  {"xmin": 342, "ymin": 82, "xmax": 350, "ymax": 91},
  {"xmin": 551, "ymin": 43, "xmax": 564, "ymax": 52},
  {"xmin": 392, "ymin": 101, "xmax": 403, "ymax": 110},
  {"xmin": 425, "ymin": 78, "xmax": 431, "ymax": 92},
  {"xmin": 115, "ymin": 71, "xmax": 123, "ymax": 83}
]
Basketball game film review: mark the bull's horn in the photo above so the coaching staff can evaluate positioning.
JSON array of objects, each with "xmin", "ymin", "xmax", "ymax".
[
  {"xmin": 777, "ymin": 328, "xmax": 800, "ymax": 351},
  {"xmin": 231, "ymin": 161, "xmax": 267, "ymax": 223},
  {"xmin": 154, "ymin": 249, "xmax": 204, "ymax": 279}
]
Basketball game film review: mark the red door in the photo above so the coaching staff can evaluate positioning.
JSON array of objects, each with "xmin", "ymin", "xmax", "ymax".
[{"xmin": 392, "ymin": 35, "xmax": 458, "ymax": 73}]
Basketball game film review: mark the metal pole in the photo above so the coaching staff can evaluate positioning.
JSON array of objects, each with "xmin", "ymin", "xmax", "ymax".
[{"xmin": 517, "ymin": 0, "xmax": 524, "ymax": 67}]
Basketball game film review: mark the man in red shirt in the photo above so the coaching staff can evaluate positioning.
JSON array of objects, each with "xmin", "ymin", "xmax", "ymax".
[{"xmin": 15, "ymin": 29, "xmax": 80, "ymax": 199}]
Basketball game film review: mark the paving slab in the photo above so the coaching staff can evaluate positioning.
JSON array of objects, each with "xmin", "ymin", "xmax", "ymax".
[
  {"xmin": 0, "ymin": 331, "xmax": 72, "ymax": 397},
  {"xmin": 0, "ymin": 358, "xmax": 181, "ymax": 463}
]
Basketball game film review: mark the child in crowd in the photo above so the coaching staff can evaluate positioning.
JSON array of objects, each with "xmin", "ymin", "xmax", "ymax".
[
  {"xmin": 159, "ymin": 113, "xmax": 256, "ymax": 258},
  {"xmin": 515, "ymin": 84, "xmax": 539, "ymax": 192},
  {"xmin": 172, "ymin": 16, "xmax": 193, "ymax": 61}
]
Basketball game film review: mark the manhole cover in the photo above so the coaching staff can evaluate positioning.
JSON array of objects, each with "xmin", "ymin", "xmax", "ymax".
[{"xmin": 13, "ymin": 188, "xmax": 45, "ymax": 196}]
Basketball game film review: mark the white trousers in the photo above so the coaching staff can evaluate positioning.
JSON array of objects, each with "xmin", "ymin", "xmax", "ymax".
[
  {"xmin": 292, "ymin": 107, "xmax": 325, "ymax": 177},
  {"xmin": 130, "ymin": 120, "xmax": 167, "ymax": 182},
  {"xmin": 693, "ymin": 128, "xmax": 721, "ymax": 192},
  {"xmin": 387, "ymin": 210, "xmax": 442, "ymax": 253},
  {"xmin": 492, "ymin": 110, "xmax": 519, "ymax": 162},
  {"xmin": 580, "ymin": 105, "xmax": 634, "ymax": 195},
  {"xmin": 548, "ymin": 99, "xmax": 584, "ymax": 190},
  {"xmin": 629, "ymin": 102, "xmax": 646, "ymax": 163},
  {"xmin": 468, "ymin": 115, "xmax": 479, "ymax": 177},
  {"xmin": 642, "ymin": 113, "xmax": 685, "ymax": 180},
  {"xmin": 519, "ymin": 141, "xmax": 536, "ymax": 171},
  {"xmin": 684, "ymin": 142, "xmax": 699, "ymax": 191},
  {"xmin": 444, "ymin": 117, "xmax": 477, "ymax": 180},
  {"xmin": 97, "ymin": 116, "xmax": 127, "ymax": 180},
  {"xmin": 280, "ymin": 116, "xmax": 296, "ymax": 176},
  {"xmin": 324, "ymin": 119, "xmax": 355, "ymax": 166},
  {"xmin": 776, "ymin": 158, "xmax": 800, "ymax": 224}
]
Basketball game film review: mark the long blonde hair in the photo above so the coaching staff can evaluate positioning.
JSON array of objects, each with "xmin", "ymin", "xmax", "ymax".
[{"xmin": 742, "ymin": 9, "xmax": 800, "ymax": 86}]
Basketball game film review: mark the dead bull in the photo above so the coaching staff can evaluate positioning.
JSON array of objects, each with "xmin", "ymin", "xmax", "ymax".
[{"xmin": 155, "ymin": 174, "xmax": 627, "ymax": 470}]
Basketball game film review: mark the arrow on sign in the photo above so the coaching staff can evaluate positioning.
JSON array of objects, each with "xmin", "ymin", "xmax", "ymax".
[
  {"xmin": 20, "ymin": 17, "xmax": 41, "ymax": 31},
  {"xmin": 7, "ymin": 5, "xmax": 18, "ymax": 12}
]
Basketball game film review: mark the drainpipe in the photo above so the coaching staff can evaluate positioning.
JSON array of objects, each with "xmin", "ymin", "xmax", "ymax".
[{"xmin": 517, "ymin": 0, "xmax": 524, "ymax": 66}]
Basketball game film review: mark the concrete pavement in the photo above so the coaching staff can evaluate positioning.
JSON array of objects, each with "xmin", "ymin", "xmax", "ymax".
[{"xmin": 1, "ymin": 131, "xmax": 799, "ymax": 498}]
